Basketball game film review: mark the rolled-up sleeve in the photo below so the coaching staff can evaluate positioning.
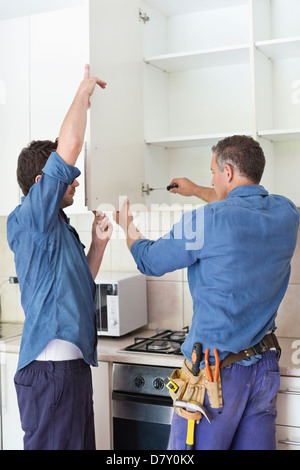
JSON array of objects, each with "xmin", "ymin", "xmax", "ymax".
[
  {"xmin": 16, "ymin": 152, "xmax": 81, "ymax": 234},
  {"xmin": 42, "ymin": 152, "xmax": 81, "ymax": 184}
]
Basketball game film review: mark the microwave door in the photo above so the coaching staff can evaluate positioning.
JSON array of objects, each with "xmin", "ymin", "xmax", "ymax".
[{"xmin": 97, "ymin": 283, "xmax": 118, "ymax": 333}]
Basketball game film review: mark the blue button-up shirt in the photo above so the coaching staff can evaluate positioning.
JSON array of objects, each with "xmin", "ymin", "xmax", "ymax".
[
  {"xmin": 131, "ymin": 185, "xmax": 299, "ymax": 365},
  {"xmin": 7, "ymin": 152, "xmax": 97, "ymax": 370}
]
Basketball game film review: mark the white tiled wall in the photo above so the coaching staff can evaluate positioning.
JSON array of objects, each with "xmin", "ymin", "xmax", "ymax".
[
  {"xmin": 71, "ymin": 209, "xmax": 193, "ymax": 331},
  {"xmin": 0, "ymin": 211, "xmax": 299, "ymax": 338}
]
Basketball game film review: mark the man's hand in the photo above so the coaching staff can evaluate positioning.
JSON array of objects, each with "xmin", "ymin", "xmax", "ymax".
[
  {"xmin": 168, "ymin": 177, "xmax": 218, "ymax": 203},
  {"xmin": 114, "ymin": 199, "xmax": 143, "ymax": 250},
  {"xmin": 57, "ymin": 64, "xmax": 107, "ymax": 167},
  {"xmin": 168, "ymin": 177, "xmax": 199, "ymax": 197},
  {"xmin": 114, "ymin": 199, "xmax": 133, "ymax": 232},
  {"xmin": 80, "ymin": 64, "xmax": 107, "ymax": 109},
  {"xmin": 87, "ymin": 211, "xmax": 113, "ymax": 279},
  {"xmin": 93, "ymin": 211, "xmax": 113, "ymax": 243}
]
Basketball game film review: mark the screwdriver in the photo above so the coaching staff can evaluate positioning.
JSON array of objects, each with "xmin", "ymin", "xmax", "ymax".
[
  {"xmin": 150, "ymin": 183, "xmax": 179, "ymax": 191},
  {"xmin": 191, "ymin": 342, "xmax": 202, "ymax": 376}
]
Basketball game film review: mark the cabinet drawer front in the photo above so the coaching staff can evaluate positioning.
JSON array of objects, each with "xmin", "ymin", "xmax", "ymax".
[
  {"xmin": 276, "ymin": 425, "xmax": 300, "ymax": 450},
  {"xmin": 276, "ymin": 376, "xmax": 300, "ymax": 427}
]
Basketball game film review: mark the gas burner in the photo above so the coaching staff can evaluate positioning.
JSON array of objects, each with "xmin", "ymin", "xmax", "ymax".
[
  {"xmin": 147, "ymin": 340, "xmax": 170, "ymax": 351},
  {"xmin": 169, "ymin": 331, "xmax": 186, "ymax": 341},
  {"xmin": 122, "ymin": 327, "xmax": 189, "ymax": 356}
]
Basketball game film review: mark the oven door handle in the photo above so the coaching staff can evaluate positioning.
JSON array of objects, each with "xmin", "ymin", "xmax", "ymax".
[{"xmin": 112, "ymin": 391, "xmax": 173, "ymax": 407}]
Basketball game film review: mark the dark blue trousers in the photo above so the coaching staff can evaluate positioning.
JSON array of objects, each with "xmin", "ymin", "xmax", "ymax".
[
  {"xmin": 169, "ymin": 350, "xmax": 280, "ymax": 450},
  {"xmin": 14, "ymin": 359, "xmax": 96, "ymax": 450}
]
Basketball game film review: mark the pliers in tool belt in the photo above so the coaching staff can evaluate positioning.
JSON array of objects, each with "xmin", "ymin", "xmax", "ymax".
[{"xmin": 205, "ymin": 348, "xmax": 219, "ymax": 382}]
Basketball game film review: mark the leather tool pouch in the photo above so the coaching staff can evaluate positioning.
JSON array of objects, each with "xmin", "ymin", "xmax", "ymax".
[{"xmin": 169, "ymin": 360, "xmax": 223, "ymax": 422}]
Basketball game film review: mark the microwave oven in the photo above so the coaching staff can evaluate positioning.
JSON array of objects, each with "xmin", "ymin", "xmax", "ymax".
[{"xmin": 95, "ymin": 272, "xmax": 148, "ymax": 336}]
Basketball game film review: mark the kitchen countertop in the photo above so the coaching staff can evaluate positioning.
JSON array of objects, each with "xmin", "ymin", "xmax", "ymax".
[{"xmin": 1, "ymin": 329, "xmax": 300, "ymax": 376}]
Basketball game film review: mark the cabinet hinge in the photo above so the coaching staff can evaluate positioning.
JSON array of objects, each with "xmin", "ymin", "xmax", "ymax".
[{"xmin": 141, "ymin": 183, "xmax": 151, "ymax": 196}]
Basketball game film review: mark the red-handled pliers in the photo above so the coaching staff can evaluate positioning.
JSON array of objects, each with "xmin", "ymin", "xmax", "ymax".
[{"xmin": 205, "ymin": 348, "xmax": 220, "ymax": 382}]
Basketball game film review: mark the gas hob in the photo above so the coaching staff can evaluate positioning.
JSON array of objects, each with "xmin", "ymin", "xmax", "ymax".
[{"xmin": 122, "ymin": 327, "xmax": 189, "ymax": 356}]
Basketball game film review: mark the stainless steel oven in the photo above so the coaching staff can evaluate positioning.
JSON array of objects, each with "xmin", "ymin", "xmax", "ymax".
[
  {"xmin": 112, "ymin": 328, "xmax": 188, "ymax": 450},
  {"xmin": 112, "ymin": 363, "xmax": 175, "ymax": 450}
]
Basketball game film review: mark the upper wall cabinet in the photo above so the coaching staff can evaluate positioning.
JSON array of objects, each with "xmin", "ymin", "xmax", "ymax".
[
  {"xmin": 29, "ymin": 4, "xmax": 89, "ymax": 214},
  {"xmin": 86, "ymin": 0, "xmax": 145, "ymax": 211},
  {"xmin": 1, "ymin": 0, "xmax": 299, "ymax": 214},
  {"xmin": 251, "ymin": 0, "xmax": 300, "ymax": 204},
  {"xmin": 88, "ymin": 0, "xmax": 255, "ymax": 209},
  {"xmin": 141, "ymin": 0, "xmax": 253, "ymax": 207},
  {"xmin": 0, "ymin": 16, "xmax": 30, "ymax": 216},
  {"xmin": 88, "ymin": 0, "xmax": 300, "ymax": 208},
  {"xmin": 0, "ymin": 2, "xmax": 89, "ymax": 215}
]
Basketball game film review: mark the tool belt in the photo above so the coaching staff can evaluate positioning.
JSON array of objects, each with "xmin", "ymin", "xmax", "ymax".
[
  {"xmin": 168, "ymin": 360, "xmax": 222, "ymax": 422},
  {"xmin": 168, "ymin": 332, "xmax": 280, "ymax": 422}
]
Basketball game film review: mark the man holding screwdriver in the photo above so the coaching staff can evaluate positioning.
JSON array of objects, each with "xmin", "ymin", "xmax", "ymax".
[{"xmin": 115, "ymin": 135, "xmax": 299, "ymax": 450}]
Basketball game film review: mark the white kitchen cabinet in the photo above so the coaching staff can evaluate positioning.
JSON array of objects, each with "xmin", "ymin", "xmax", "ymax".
[
  {"xmin": 1, "ymin": 0, "xmax": 299, "ymax": 213},
  {"xmin": 251, "ymin": 0, "xmax": 300, "ymax": 205},
  {"xmin": 0, "ymin": 4, "xmax": 89, "ymax": 215},
  {"xmin": 0, "ymin": 16, "xmax": 30, "ymax": 216},
  {"xmin": 86, "ymin": 0, "xmax": 300, "ymax": 209},
  {"xmin": 91, "ymin": 360, "xmax": 112, "ymax": 450},
  {"xmin": 88, "ymin": 0, "xmax": 253, "ymax": 208},
  {"xmin": 0, "ymin": 0, "xmax": 145, "ymax": 214},
  {"xmin": 141, "ymin": 0, "xmax": 252, "ymax": 207},
  {"xmin": 0, "ymin": 351, "xmax": 23, "ymax": 450},
  {"xmin": 276, "ymin": 376, "xmax": 300, "ymax": 450},
  {"xmin": 29, "ymin": 4, "xmax": 89, "ymax": 215},
  {"xmin": 86, "ymin": 0, "xmax": 145, "ymax": 211},
  {"xmin": 276, "ymin": 426, "xmax": 300, "ymax": 451}
]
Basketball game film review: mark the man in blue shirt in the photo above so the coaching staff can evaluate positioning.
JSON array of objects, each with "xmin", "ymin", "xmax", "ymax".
[
  {"xmin": 7, "ymin": 65, "xmax": 111, "ymax": 450},
  {"xmin": 116, "ymin": 135, "xmax": 299, "ymax": 450}
]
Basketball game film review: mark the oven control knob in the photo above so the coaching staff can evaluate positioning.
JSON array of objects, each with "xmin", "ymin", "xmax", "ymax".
[
  {"xmin": 153, "ymin": 377, "xmax": 164, "ymax": 391},
  {"xmin": 134, "ymin": 375, "xmax": 145, "ymax": 388}
]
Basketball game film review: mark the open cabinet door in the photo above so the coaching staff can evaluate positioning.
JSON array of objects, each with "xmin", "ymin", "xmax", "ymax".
[{"xmin": 86, "ymin": 0, "xmax": 144, "ymax": 211}]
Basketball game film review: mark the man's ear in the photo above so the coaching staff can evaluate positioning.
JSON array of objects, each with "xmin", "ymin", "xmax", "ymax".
[
  {"xmin": 224, "ymin": 164, "xmax": 234, "ymax": 183},
  {"xmin": 35, "ymin": 174, "xmax": 42, "ymax": 183}
]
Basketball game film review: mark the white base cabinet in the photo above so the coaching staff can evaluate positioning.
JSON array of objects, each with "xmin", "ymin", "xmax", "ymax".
[
  {"xmin": 0, "ymin": 352, "xmax": 23, "ymax": 450},
  {"xmin": 276, "ymin": 376, "xmax": 300, "ymax": 450},
  {"xmin": 91, "ymin": 361, "xmax": 112, "ymax": 450}
]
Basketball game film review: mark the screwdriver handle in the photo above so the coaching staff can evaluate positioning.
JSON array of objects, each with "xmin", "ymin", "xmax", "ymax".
[
  {"xmin": 191, "ymin": 342, "xmax": 202, "ymax": 376},
  {"xmin": 167, "ymin": 183, "xmax": 179, "ymax": 191}
]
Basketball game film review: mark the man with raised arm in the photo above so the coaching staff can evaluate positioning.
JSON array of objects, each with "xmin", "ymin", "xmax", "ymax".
[{"xmin": 7, "ymin": 65, "xmax": 112, "ymax": 450}]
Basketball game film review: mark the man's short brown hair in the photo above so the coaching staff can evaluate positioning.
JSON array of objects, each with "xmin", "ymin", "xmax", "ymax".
[{"xmin": 17, "ymin": 139, "xmax": 58, "ymax": 196}]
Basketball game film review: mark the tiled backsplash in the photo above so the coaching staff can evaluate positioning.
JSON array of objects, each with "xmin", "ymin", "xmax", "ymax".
[{"xmin": 0, "ymin": 211, "xmax": 299, "ymax": 338}]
